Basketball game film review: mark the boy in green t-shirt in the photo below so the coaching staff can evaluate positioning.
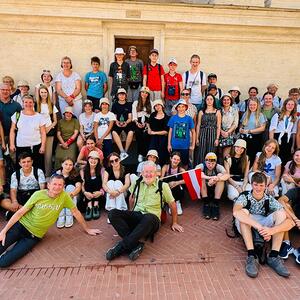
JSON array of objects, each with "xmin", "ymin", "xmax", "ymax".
[{"xmin": 0, "ymin": 174, "xmax": 101, "ymax": 268}]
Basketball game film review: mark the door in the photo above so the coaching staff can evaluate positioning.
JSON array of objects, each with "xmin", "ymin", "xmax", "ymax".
[{"xmin": 114, "ymin": 38, "xmax": 154, "ymax": 65}]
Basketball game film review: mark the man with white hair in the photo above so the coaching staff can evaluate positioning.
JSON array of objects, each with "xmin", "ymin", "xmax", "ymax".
[{"xmin": 106, "ymin": 161, "xmax": 184, "ymax": 261}]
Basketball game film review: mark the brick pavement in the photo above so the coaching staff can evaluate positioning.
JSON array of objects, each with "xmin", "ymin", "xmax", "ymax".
[{"xmin": 0, "ymin": 200, "xmax": 300, "ymax": 299}]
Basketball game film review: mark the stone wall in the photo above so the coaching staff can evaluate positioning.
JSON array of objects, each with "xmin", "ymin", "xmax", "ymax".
[{"xmin": 0, "ymin": 0, "xmax": 299, "ymax": 98}]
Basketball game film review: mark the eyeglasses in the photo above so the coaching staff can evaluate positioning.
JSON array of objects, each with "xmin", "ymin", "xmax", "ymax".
[
  {"xmin": 181, "ymin": 93, "xmax": 190, "ymax": 96},
  {"xmin": 110, "ymin": 158, "xmax": 119, "ymax": 163},
  {"xmin": 205, "ymin": 159, "xmax": 216, "ymax": 163}
]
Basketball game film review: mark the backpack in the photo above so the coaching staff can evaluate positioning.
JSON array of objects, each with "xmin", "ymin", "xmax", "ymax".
[
  {"xmin": 132, "ymin": 176, "xmax": 167, "ymax": 224},
  {"xmin": 146, "ymin": 63, "xmax": 162, "ymax": 86},
  {"xmin": 15, "ymin": 167, "xmax": 40, "ymax": 206},
  {"xmin": 226, "ymin": 191, "xmax": 270, "ymax": 239},
  {"xmin": 184, "ymin": 70, "xmax": 204, "ymax": 90}
]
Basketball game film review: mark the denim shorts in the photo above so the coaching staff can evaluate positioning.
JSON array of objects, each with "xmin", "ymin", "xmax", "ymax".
[{"xmin": 0, "ymin": 147, "xmax": 3, "ymax": 160}]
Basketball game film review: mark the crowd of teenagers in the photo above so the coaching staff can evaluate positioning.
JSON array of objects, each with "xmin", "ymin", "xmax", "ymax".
[{"xmin": 0, "ymin": 46, "xmax": 299, "ymax": 278}]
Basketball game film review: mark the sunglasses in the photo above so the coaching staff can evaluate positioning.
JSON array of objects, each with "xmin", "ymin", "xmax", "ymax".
[
  {"xmin": 110, "ymin": 158, "xmax": 119, "ymax": 163},
  {"xmin": 43, "ymin": 70, "xmax": 51, "ymax": 73},
  {"xmin": 181, "ymin": 93, "xmax": 190, "ymax": 96},
  {"xmin": 205, "ymin": 159, "xmax": 216, "ymax": 163}
]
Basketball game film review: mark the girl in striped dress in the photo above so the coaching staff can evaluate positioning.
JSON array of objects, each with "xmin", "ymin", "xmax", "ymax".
[{"xmin": 195, "ymin": 95, "xmax": 221, "ymax": 165}]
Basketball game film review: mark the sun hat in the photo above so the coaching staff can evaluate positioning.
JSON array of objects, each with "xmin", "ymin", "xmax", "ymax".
[
  {"xmin": 117, "ymin": 88, "xmax": 127, "ymax": 95},
  {"xmin": 153, "ymin": 99, "xmax": 164, "ymax": 108},
  {"xmin": 64, "ymin": 106, "xmax": 74, "ymax": 115},
  {"xmin": 228, "ymin": 86, "xmax": 241, "ymax": 93},
  {"xmin": 83, "ymin": 99, "xmax": 93, "ymax": 106},
  {"xmin": 99, "ymin": 97, "xmax": 110, "ymax": 106},
  {"xmin": 114, "ymin": 48, "xmax": 125, "ymax": 55},
  {"xmin": 146, "ymin": 149, "xmax": 159, "ymax": 158},
  {"xmin": 175, "ymin": 99, "xmax": 188, "ymax": 110},
  {"xmin": 140, "ymin": 86, "xmax": 150, "ymax": 94},
  {"xmin": 17, "ymin": 80, "xmax": 29, "ymax": 88},
  {"xmin": 88, "ymin": 150, "xmax": 100, "ymax": 159},
  {"xmin": 234, "ymin": 139, "xmax": 247, "ymax": 149}
]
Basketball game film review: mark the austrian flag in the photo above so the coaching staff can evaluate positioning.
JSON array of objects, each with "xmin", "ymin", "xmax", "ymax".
[{"xmin": 182, "ymin": 168, "xmax": 202, "ymax": 201}]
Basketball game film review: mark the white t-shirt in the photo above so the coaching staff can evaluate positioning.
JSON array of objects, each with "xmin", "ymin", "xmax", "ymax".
[
  {"xmin": 10, "ymin": 168, "xmax": 46, "ymax": 190},
  {"xmin": 40, "ymin": 103, "xmax": 58, "ymax": 127},
  {"xmin": 256, "ymin": 152, "xmax": 281, "ymax": 182},
  {"xmin": 182, "ymin": 71, "xmax": 207, "ymax": 105},
  {"xmin": 94, "ymin": 111, "xmax": 116, "ymax": 140},
  {"xmin": 11, "ymin": 112, "xmax": 46, "ymax": 147},
  {"xmin": 79, "ymin": 112, "xmax": 95, "ymax": 134},
  {"xmin": 55, "ymin": 71, "xmax": 82, "ymax": 101}
]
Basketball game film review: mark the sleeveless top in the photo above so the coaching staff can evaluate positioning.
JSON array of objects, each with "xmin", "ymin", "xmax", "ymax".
[
  {"xmin": 200, "ymin": 111, "xmax": 217, "ymax": 129},
  {"xmin": 84, "ymin": 173, "xmax": 102, "ymax": 192},
  {"xmin": 107, "ymin": 167, "xmax": 126, "ymax": 185},
  {"xmin": 163, "ymin": 165, "xmax": 182, "ymax": 183},
  {"xmin": 230, "ymin": 157, "xmax": 244, "ymax": 181}
]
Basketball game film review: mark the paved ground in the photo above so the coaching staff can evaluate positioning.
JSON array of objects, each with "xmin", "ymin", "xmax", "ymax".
[{"xmin": 0, "ymin": 200, "xmax": 300, "ymax": 300}]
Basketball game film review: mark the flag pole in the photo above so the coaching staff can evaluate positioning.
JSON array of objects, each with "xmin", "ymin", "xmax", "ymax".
[{"xmin": 160, "ymin": 167, "xmax": 210, "ymax": 180}]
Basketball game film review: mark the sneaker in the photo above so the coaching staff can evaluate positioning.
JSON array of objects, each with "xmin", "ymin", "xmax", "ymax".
[
  {"xmin": 85, "ymin": 207, "xmax": 92, "ymax": 221},
  {"xmin": 279, "ymin": 241, "xmax": 294, "ymax": 259},
  {"xmin": 128, "ymin": 242, "xmax": 145, "ymax": 261},
  {"xmin": 56, "ymin": 209, "xmax": 65, "ymax": 228},
  {"xmin": 176, "ymin": 201, "xmax": 183, "ymax": 215},
  {"xmin": 138, "ymin": 154, "xmax": 143, "ymax": 163},
  {"xmin": 245, "ymin": 255, "xmax": 259, "ymax": 278},
  {"xmin": 106, "ymin": 241, "xmax": 125, "ymax": 261},
  {"xmin": 92, "ymin": 206, "xmax": 100, "ymax": 220},
  {"xmin": 65, "ymin": 215, "xmax": 74, "ymax": 228},
  {"xmin": 267, "ymin": 255, "xmax": 290, "ymax": 277},
  {"xmin": 202, "ymin": 203, "xmax": 211, "ymax": 219},
  {"xmin": 120, "ymin": 152, "xmax": 129, "ymax": 161},
  {"xmin": 107, "ymin": 218, "xmax": 111, "ymax": 224},
  {"xmin": 293, "ymin": 248, "xmax": 300, "ymax": 264},
  {"xmin": 5, "ymin": 211, "xmax": 13, "ymax": 221}
]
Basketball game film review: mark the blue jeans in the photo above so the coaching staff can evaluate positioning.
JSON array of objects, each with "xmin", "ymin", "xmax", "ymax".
[{"xmin": 0, "ymin": 221, "xmax": 41, "ymax": 268}]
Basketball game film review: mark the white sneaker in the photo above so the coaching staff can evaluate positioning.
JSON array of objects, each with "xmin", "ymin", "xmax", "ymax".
[
  {"xmin": 120, "ymin": 152, "xmax": 129, "ymax": 161},
  {"xmin": 57, "ymin": 209, "xmax": 65, "ymax": 228},
  {"xmin": 176, "ymin": 201, "xmax": 183, "ymax": 215},
  {"xmin": 138, "ymin": 154, "xmax": 143, "ymax": 163},
  {"xmin": 65, "ymin": 215, "xmax": 74, "ymax": 228}
]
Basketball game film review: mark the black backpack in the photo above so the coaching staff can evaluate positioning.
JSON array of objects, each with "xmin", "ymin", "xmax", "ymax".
[
  {"xmin": 184, "ymin": 70, "xmax": 204, "ymax": 90},
  {"xmin": 226, "ymin": 191, "xmax": 270, "ymax": 264},
  {"xmin": 132, "ymin": 176, "xmax": 167, "ymax": 224},
  {"xmin": 15, "ymin": 167, "xmax": 40, "ymax": 206},
  {"xmin": 226, "ymin": 191, "xmax": 270, "ymax": 238}
]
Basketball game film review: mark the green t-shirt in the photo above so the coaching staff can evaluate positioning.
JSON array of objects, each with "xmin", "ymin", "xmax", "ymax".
[
  {"xmin": 129, "ymin": 178, "xmax": 174, "ymax": 220},
  {"xmin": 19, "ymin": 190, "xmax": 75, "ymax": 238}
]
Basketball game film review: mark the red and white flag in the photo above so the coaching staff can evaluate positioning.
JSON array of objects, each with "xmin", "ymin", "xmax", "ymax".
[{"xmin": 182, "ymin": 168, "xmax": 202, "ymax": 201}]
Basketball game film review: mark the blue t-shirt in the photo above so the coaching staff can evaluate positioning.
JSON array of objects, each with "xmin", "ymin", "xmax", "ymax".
[
  {"xmin": 84, "ymin": 71, "xmax": 107, "ymax": 99},
  {"xmin": 241, "ymin": 112, "xmax": 266, "ymax": 130},
  {"xmin": 168, "ymin": 114, "xmax": 194, "ymax": 149}
]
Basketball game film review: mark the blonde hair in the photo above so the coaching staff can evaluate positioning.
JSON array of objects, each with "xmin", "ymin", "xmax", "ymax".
[
  {"xmin": 242, "ymin": 97, "xmax": 262, "ymax": 127},
  {"xmin": 257, "ymin": 139, "xmax": 280, "ymax": 171},
  {"xmin": 279, "ymin": 98, "xmax": 297, "ymax": 123},
  {"xmin": 36, "ymin": 85, "xmax": 53, "ymax": 114}
]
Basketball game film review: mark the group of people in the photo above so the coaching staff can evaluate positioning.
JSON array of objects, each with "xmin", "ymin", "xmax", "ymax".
[{"xmin": 0, "ymin": 47, "xmax": 299, "ymax": 280}]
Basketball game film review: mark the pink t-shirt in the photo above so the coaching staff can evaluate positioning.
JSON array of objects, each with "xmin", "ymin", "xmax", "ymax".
[
  {"xmin": 80, "ymin": 146, "xmax": 104, "ymax": 161},
  {"xmin": 284, "ymin": 160, "xmax": 300, "ymax": 180}
]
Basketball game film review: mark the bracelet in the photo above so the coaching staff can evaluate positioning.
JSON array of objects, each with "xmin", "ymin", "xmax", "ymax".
[{"xmin": 70, "ymin": 94, "xmax": 75, "ymax": 99}]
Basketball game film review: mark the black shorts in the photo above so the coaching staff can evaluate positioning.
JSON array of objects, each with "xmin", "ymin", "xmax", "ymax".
[{"xmin": 112, "ymin": 123, "xmax": 134, "ymax": 135}]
